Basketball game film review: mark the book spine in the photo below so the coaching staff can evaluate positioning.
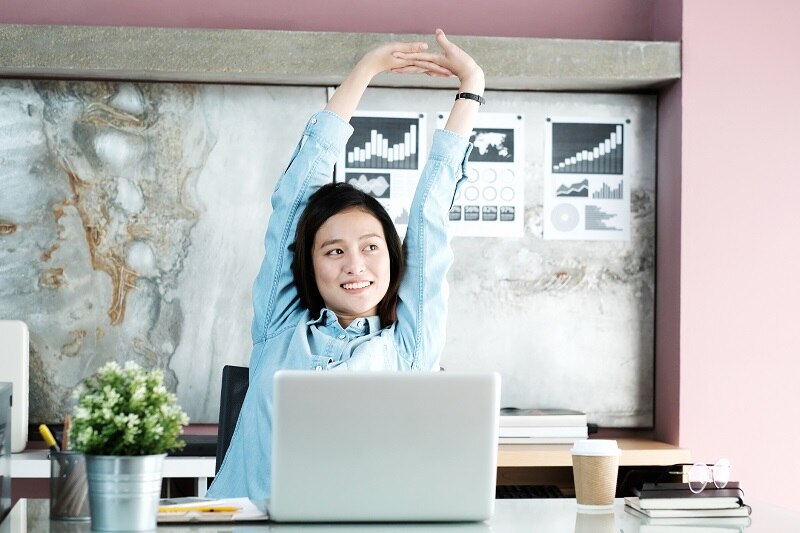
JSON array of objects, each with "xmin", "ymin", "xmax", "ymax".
[
  {"xmin": 498, "ymin": 426, "xmax": 588, "ymax": 438},
  {"xmin": 498, "ymin": 436, "xmax": 586, "ymax": 444},
  {"xmin": 499, "ymin": 416, "xmax": 587, "ymax": 427},
  {"xmin": 638, "ymin": 489, "xmax": 744, "ymax": 500}
]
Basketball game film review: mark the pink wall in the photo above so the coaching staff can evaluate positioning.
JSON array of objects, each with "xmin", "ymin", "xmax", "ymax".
[
  {"xmin": 680, "ymin": 1, "xmax": 800, "ymax": 510},
  {"xmin": 0, "ymin": 0, "xmax": 654, "ymax": 40}
]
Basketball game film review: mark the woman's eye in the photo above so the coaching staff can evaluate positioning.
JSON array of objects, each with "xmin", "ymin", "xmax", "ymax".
[
  {"xmin": 326, "ymin": 249, "xmax": 343, "ymax": 256},
  {"xmin": 365, "ymin": 244, "xmax": 379, "ymax": 252}
]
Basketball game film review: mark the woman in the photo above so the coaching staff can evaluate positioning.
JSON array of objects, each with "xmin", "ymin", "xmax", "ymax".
[{"xmin": 209, "ymin": 29, "xmax": 485, "ymax": 499}]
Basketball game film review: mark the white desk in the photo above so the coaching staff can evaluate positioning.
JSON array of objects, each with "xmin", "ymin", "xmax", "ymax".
[
  {"xmin": 3, "ymin": 498, "xmax": 797, "ymax": 532},
  {"xmin": 10, "ymin": 449, "xmax": 216, "ymax": 496}
]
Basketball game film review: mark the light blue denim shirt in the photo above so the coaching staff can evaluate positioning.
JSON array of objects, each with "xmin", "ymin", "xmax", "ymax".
[{"xmin": 207, "ymin": 110, "xmax": 472, "ymax": 500}]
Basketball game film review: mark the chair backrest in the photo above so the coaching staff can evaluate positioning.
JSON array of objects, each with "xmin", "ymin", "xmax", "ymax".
[{"xmin": 215, "ymin": 365, "xmax": 249, "ymax": 473}]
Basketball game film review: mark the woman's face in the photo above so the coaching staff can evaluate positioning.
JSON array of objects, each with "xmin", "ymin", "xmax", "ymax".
[{"xmin": 312, "ymin": 207, "xmax": 391, "ymax": 328}]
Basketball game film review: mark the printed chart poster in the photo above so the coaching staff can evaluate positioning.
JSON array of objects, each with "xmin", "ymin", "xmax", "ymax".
[
  {"xmin": 334, "ymin": 111, "xmax": 426, "ymax": 238},
  {"xmin": 543, "ymin": 118, "xmax": 631, "ymax": 241},
  {"xmin": 438, "ymin": 112, "xmax": 524, "ymax": 237}
]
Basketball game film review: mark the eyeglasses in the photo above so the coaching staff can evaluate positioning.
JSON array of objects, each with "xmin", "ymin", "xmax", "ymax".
[{"xmin": 686, "ymin": 458, "xmax": 732, "ymax": 494}]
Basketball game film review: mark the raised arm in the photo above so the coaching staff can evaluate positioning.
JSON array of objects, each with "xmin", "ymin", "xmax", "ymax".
[
  {"xmin": 392, "ymin": 30, "xmax": 483, "ymax": 369},
  {"xmin": 393, "ymin": 29, "xmax": 485, "ymax": 137}
]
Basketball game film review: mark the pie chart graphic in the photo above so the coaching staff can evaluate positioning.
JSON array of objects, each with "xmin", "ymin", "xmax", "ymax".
[{"xmin": 550, "ymin": 203, "xmax": 580, "ymax": 232}]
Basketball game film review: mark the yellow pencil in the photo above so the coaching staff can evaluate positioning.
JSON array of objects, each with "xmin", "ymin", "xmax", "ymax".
[
  {"xmin": 158, "ymin": 505, "xmax": 241, "ymax": 513},
  {"xmin": 38, "ymin": 424, "xmax": 60, "ymax": 453}
]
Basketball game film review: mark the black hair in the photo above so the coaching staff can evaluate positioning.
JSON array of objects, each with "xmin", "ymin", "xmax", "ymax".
[{"xmin": 292, "ymin": 182, "xmax": 404, "ymax": 327}]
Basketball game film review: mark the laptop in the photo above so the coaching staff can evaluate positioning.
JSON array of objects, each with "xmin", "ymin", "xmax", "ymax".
[{"xmin": 269, "ymin": 370, "xmax": 501, "ymax": 523}]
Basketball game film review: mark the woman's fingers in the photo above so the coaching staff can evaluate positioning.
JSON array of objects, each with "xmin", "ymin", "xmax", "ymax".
[
  {"xmin": 392, "ymin": 51, "xmax": 454, "ymax": 74},
  {"xmin": 409, "ymin": 60, "xmax": 453, "ymax": 76},
  {"xmin": 394, "ymin": 41, "xmax": 429, "ymax": 54},
  {"xmin": 435, "ymin": 28, "xmax": 453, "ymax": 51},
  {"xmin": 391, "ymin": 65, "xmax": 427, "ymax": 74},
  {"xmin": 391, "ymin": 64, "xmax": 455, "ymax": 77},
  {"xmin": 393, "ymin": 51, "xmax": 444, "ymax": 64}
]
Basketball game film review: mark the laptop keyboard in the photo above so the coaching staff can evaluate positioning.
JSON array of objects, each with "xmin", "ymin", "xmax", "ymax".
[{"xmin": 495, "ymin": 485, "xmax": 564, "ymax": 498}]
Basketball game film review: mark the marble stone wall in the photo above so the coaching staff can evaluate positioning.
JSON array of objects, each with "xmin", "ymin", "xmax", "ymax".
[{"xmin": 0, "ymin": 80, "xmax": 654, "ymax": 426}]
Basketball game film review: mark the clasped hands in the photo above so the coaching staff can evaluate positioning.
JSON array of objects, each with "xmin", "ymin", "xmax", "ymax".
[{"xmin": 357, "ymin": 29, "xmax": 484, "ymax": 87}]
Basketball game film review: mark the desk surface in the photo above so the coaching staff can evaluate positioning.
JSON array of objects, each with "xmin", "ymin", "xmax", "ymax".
[
  {"xmin": 9, "ymin": 449, "xmax": 216, "ymax": 479},
  {"xmin": 498, "ymin": 438, "xmax": 690, "ymax": 467},
  {"xmin": 3, "ymin": 498, "xmax": 796, "ymax": 532}
]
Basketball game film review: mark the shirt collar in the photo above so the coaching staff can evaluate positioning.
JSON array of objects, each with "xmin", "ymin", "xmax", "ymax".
[{"xmin": 309, "ymin": 308, "xmax": 381, "ymax": 334}]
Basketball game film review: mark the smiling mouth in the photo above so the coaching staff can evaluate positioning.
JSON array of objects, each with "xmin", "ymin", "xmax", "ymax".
[{"xmin": 341, "ymin": 281, "xmax": 372, "ymax": 290}]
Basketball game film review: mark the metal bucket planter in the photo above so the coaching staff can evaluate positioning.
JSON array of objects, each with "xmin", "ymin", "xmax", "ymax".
[{"xmin": 85, "ymin": 454, "xmax": 165, "ymax": 532}]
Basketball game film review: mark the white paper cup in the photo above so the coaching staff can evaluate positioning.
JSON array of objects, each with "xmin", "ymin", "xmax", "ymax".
[{"xmin": 571, "ymin": 439, "xmax": 620, "ymax": 511}]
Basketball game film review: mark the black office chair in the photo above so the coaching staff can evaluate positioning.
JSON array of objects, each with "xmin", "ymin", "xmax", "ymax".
[{"xmin": 215, "ymin": 365, "xmax": 249, "ymax": 474}]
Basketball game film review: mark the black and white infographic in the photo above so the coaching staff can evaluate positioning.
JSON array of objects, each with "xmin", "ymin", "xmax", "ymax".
[
  {"xmin": 544, "ymin": 118, "xmax": 630, "ymax": 240},
  {"xmin": 335, "ymin": 111, "xmax": 427, "ymax": 237},
  {"xmin": 438, "ymin": 113, "xmax": 525, "ymax": 237}
]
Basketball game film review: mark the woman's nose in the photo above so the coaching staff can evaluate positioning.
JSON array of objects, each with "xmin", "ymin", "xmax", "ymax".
[{"xmin": 345, "ymin": 256, "xmax": 366, "ymax": 275}]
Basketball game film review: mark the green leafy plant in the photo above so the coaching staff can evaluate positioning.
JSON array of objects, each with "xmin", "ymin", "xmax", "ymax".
[{"xmin": 72, "ymin": 361, "xmax": 190, "ymax": 456}]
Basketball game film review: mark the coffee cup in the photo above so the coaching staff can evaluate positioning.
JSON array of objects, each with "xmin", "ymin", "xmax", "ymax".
[{"xmin": 570, "ymin": 439, "xmax": 620, "ymax": 511}]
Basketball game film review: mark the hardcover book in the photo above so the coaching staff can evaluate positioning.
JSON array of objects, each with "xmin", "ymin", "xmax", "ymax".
[
  {"xmin": 633, "ymin": 483, "xmax": 745, "ymax": 510},
  {"xmin": 498, "ymin": 425, "xmax": 588, "ymax": 438},
  {"xmin": 625, "ymin": 497, "xmax": 751, "ymax": 517},
  {"xmin": 499, "ymin": 407, "xmax": 587, "ymax": 427}
]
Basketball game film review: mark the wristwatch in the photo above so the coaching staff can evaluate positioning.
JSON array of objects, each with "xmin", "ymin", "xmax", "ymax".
[{"xmin": 455, "ymin": 92, "xmax": 485, "ymax": 106}]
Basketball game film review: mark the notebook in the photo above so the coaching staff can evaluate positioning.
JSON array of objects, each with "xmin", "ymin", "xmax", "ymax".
[{"xmin": 269, "ymin": 370, "xmax": 501, "ymax": 522}]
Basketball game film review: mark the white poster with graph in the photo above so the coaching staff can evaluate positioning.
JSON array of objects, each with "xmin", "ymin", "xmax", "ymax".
[
  {"xmin": 544, "ymin": 117, "xmax": 631, "ymax": 241},
  {"xmin": 334, "ymin": 111, "xmax": 426, "ymax": 238},
  {"xmin": 437, "ymin": 112, "xmax": 524, "ymax": 237}
]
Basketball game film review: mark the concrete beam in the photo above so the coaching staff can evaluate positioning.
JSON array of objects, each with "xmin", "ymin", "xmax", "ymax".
[{"xmin": 0, "ymin": 24, "xmax": 680, "ymax": 91}]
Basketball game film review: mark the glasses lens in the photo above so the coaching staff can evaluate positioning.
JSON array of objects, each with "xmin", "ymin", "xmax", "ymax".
[
  {"xmin": 688, "ymin": 463, "xmax": 710, "ymax": 493},
  {"xmin": 713, "ymin": 458, "xmax": 731, "ymax": 488}
]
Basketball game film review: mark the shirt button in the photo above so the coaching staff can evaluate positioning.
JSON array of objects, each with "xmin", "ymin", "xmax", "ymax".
[
  {"xmin": 356, "ymin": 320, "xmax": 363, "ymax": 327},
  {"xmin": 338, "ymin": 334, "xmax": 346, "ymax": 339},
  {"xmin": 311, "ymin": 118, "xmax": 317, "ymax": 124},
  {"xmin": 315, "ymin": 365, "xmax": 322, "ymax": 371}
]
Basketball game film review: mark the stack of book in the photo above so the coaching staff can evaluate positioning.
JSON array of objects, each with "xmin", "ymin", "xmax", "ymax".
[
  {"xmin": 498, "ymin": 408, "xmax": 588, "ymax": 444},
  {"xmin": 624, "ymin": 482, "xmax": 752, "ymax": 531}
]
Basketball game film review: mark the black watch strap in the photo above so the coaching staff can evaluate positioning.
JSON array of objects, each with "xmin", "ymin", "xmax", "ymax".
[{"xmin": 455, "ymin": 92, "xmax": 485, "ymax": 105}]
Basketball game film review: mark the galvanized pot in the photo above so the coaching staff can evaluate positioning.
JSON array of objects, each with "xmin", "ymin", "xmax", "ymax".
[{"xmin": 85, "ymin": 454, "xmax": 165, "ymax": 532}]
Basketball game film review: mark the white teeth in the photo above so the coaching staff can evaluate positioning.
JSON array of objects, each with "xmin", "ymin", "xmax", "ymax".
[{"xmin": 342, "ymin": 281, "xmax": 371, "ymax": 290}]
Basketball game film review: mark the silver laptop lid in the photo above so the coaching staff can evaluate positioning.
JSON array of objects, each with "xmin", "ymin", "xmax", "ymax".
[{"xmin": 270, "ymin": 371, "xmax": 501, "ymax": 522}]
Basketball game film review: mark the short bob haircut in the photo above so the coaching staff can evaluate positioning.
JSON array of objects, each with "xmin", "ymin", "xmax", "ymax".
[{"xmin": 292, "ymin": 182, "xmax": 404, "ymax": 327}]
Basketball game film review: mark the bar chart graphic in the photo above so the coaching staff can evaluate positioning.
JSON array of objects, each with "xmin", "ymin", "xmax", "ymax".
[
  {"xmin": 346, "ymin": 116, "xmax": 419, "ymax": 169},
  {"xmin": 551, "ymin": 122, "xmax": 624, "ymax": 175},
  {"xmin": 592, "ymin": 180, "xmax": 623, "ymax": 200}
]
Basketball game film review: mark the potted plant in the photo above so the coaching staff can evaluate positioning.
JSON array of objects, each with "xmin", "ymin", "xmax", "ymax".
[{"xmin": 72, "ymin": 361, "xmax": 189, "ymax": 532}]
